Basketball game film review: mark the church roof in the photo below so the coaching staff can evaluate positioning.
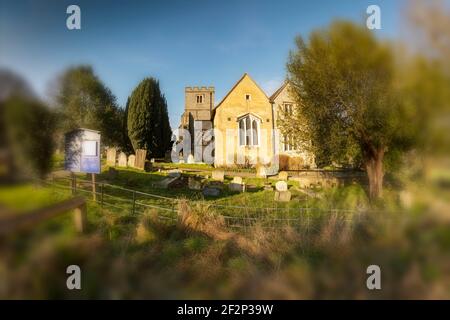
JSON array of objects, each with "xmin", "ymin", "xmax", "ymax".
[
  {"xmin": 269, "ymin": 81, "xmax": 289, "ymax": 102},
  {"xmin": 214, "ymin": 73, "xmax": 270, "ymax": 110}
]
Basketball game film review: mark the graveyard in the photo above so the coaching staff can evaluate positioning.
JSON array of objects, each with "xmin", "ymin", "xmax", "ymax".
[
  {"xmin": 55, "ymin": 146, "xmax": 372, "ymax": 220},
  {"xmin": 1, "ymin": 0, "xmax": 449, "ymax": 300},
  {"xmin": 2, "ymin": 153, "xmax": 450, "ymax": 299},
  {"xmin": 1, "ymin": 128, "xmax": 449, "ymax": 299}
]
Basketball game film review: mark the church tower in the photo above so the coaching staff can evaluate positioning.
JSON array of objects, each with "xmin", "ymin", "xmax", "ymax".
[{"xmin": 180, "ymin": 86, "xmax": 215, "ymax": 162}]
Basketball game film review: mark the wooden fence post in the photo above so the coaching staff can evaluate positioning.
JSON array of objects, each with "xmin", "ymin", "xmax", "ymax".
[
  {"xmin": 0, "ymin": 197, "xmax": 87, "ymax": 236},
  {"xmin": 74, "ymin": 202, "xmax": 87, "ymax": 233},
  {"xmin": 101, "ymin": 183, "xmax": 104, "ymax": 209},
  {"xmin": 71, "ymin": 172, "xmax": 77, "ymax": 195},
  {"xmin": 92, "ymin": 173, "xmax": 97, "ymax": 202}
]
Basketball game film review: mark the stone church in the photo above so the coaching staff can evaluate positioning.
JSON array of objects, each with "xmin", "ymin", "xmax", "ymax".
[{"xmin": 179, "ymin": 73, "xmax": 315, "ymax": 169}]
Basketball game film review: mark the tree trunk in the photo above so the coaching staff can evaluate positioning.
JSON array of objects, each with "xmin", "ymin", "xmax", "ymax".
[{"xmin": 365, "ymin": 147, "xmax": 385, "ymax": 200}]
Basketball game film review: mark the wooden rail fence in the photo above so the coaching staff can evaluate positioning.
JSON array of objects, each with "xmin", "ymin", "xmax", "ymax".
[{"xmin": 0, "ymin": 196, "xmax": 87, "ymax": 236}]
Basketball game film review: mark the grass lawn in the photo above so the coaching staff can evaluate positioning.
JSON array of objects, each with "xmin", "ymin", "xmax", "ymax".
[
  {"xmin": 0, "ymin": 184, "xmax": 70, "ymax": 212},
  {"xmin": 55, "ymin": 166, "xmax": 323, "ymax": 218}
]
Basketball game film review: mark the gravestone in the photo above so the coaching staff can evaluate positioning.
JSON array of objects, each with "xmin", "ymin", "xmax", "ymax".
[
  {"xmin": 168, "ymin": 176, "xmax": 187, "ymax": 189},
  {"xmin": 278, "ymin": 171, "xmax": 288, "ymax": 181},
  {"xmin": 202, "ymin": 186, "xmax": 221, "ymax": 197},
  {"xmin": 275, "ymin": 181, "xmax": 288, "ymax": 192},
  {"xmin": 187, "ymin": 154, "xmax": 195, "ymax": 164},
  {"xmin": 158, "ymin": 176, "xmax": 180, "ymax": 189},
  {"xmin": 167, "ymin": 169, "xmax": 182, "ymax": 178},
  {"xmin": 188, "ymin": 177, "xmax": 202, "ymax": 190},
  {"xmin": 212, "ymin": 170, "xmax": 225, "ymax": 181},
  {"xmin": 264, "ymin": 183, "xmax": 274, "ymax": 191},
  {"xmin": 228, "ymin": 182, "xmax": 245, "ymax": 192},
  {"xmin": 274, "ymin": 191, "xmax": 292, "ymax": 202},
  {"xmin": 118, "ymin": 152, "xmax": 127, "ymax": 167},
  {"xmin": 232, "ymin": 176, "xmax": 243, "ymax": 184},
  {"xmin": 135, "ymin": 149, "xmax": 147, "ymax": 170},
  {"xmin": 229, "ymin": 176, "xmax": 245, "ymax": 192},
  {"xmin": 128, "ymin": 154, "xmax": 136, "ymax": 167},
  {"xmin": 106, "ymin": 148, "xmax": 117, "ymax": 166}
]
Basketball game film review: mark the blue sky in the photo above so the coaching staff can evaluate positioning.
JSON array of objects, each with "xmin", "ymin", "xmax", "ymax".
[{"xmin": 0, "ymin": 0, "xmax": 405, "ymax": 127}]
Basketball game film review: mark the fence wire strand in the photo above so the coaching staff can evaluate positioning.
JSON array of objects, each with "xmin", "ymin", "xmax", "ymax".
[{"xmin": 38, "ymin": 177, "xmax": 367, "ymax": 231}]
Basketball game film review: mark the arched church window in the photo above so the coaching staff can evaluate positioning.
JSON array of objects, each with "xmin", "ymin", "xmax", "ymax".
[
  {"xmin": 252, "ymin": 120, "xmax": 258, "ymax": 145},
  {"xmin": 239, "ymin": 119, "xmax": 245, "ymax": 146},
  {"xmin": 237, "ymin": 114, "xmax": 260, "ymax": 147}
]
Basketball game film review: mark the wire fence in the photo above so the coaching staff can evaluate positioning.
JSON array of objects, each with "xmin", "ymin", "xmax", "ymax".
[{"xmin": 38, "ymin": 175, "xmax": 367, "ymax": 232}]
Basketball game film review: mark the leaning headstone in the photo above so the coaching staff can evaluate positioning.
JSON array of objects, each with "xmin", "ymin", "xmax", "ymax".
[
  {"xmin": 158, "ymin": 176, "xmax": 180, "ymax": 189},
  {"xmin": 232, "ymin": 176, "xmax": 243, "ymax": 184},
  {"xmin": 118, "ymin": 152, "xmax": 127, "ymax": 167},
  {"xmin": 278, "ymin": 171, "xmax": 288, "ymax": 181},
  {"xmin": 274, "ymin": 191, "xmax": 292, "ymax": 202},
  {"xmin": 168, "ymin": 176, "xmax": 187, "ymax": 189},
  {"xmin": 167, "ymin": 169, "xmax": 182, "ymax": 178},
  {"xmin": 212, "ymin": 170, "xmax": 225, "ymax": 181},
  {"xmin": 202, "ymin": 186, "xmax": 221, "ymax": 197},
  {"xmin": 188, "ymin": 177, "xmax": 202, "ymax": 190},
  {"xmin": 135, "ymin": 149, "xmax": 147, "ymax": 170},
  {"xmin": 128, "ymin": 154, "xmax": 136, "ymax": 168},
  {"xmin": 187, "ymin": 154, "xmax": 195, "ymax": 164},
  {"xmin": 106, "ymin": 148, "xmax": 117, "ymax": 166},
  {"xmin": 275, "ymin": 181, "xmax": 288, "ymax": 192}
]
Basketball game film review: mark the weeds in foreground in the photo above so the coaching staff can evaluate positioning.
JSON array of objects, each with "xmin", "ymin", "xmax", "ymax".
[{"xmin": 1, "ymin": 183, "xmax": 449, "ymax": 299}]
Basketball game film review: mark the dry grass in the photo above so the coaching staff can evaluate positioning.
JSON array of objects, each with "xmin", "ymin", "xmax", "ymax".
[{"xmin": 1, "ymin": 184, "xmax": 450, "ymax": 299}]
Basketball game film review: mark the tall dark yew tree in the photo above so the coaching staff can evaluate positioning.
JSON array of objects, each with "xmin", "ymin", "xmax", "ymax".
[
  {"xmin": 121, "ymin": 97, "xmax": 134, "ymax": 153},
  {"xmin": 127, "ymin": 78, "xmax": 172, "ymax": 158}
]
